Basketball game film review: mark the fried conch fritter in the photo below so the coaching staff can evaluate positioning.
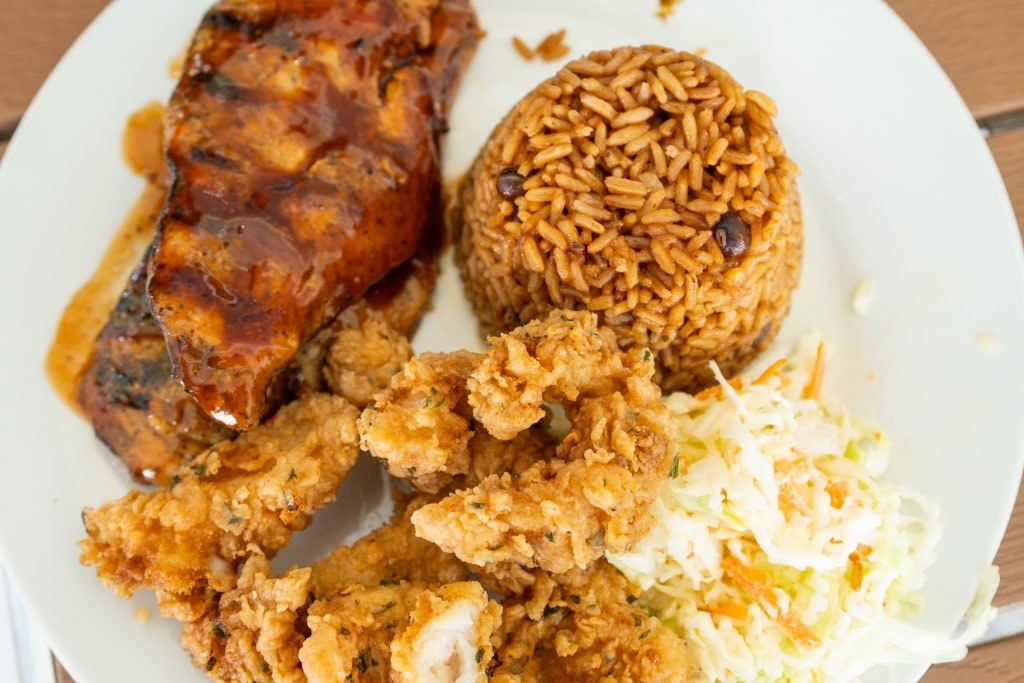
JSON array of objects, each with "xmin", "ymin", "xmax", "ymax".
[
  {"xmin": 178, "ymin": 495, "xmax": 500, "ymax": 683},
  {"xmin": 309, "ymin": 493, "xmax": 472, "ymax": 597},
  {"xmin": 79, "ymin": 393, "xmax": 361, "ymax": 622},
  {"xmin": 359, "ymin": 310, "xmax": 675, "ymax": 577},
  {"xmin": 358, "ymin": 350, "xmax": 479, "ymax": 493},
  {"xmin": 302, "ymin": 580, "xmax": 500, "ymax": 683},
  {"xmin": 488, "ymin": 559, "xmax": 699, "ymax": 682}
]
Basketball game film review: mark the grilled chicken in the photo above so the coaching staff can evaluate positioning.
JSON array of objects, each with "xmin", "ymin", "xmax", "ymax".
[
  {"xmin": 78, "ymin": 244, "xmax": 436, "ymax": 485},
  {"xmin": 148, "ymin": 0, "xmax": 479, "ymax": 430}
]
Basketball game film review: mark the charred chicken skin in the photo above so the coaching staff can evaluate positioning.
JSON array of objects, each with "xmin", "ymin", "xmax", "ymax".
[
  {"xmin": 148, "ymin": 0, "xmax": 479, "ymax": 430},
  {"xmin": 77, "ymin": 249, "xmax": 236, "ymax": 484}
]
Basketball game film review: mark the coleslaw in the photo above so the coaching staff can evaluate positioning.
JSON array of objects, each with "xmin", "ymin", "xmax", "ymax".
[{"xmin": 608, "ymin": 333, "xmax": 997, "ymax": 682}]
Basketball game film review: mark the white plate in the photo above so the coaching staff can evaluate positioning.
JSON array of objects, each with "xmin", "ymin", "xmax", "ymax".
[{"xmin": 0, "ymin": 1, "xmax": 1022, "ymax": 682}]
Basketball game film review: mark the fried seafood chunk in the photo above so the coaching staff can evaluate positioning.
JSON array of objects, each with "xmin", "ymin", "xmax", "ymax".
[
  {"xmin": 302, "ymin": 581, "xmax": 501, "ymax": 683},
  {"xmin": 181, "ymin": 494, "xmax": 476, "ymax": 683},
  {"xmin": 323, "ymin": 318, "xmax": 415, "ymax": 409},
  {"xmin": 467, "ymin": 311, "xmax": 655, "ymax": 440},
  {"xmin": 489, "ymin": 560, "xmax": 698, "ymax": 682},
  {"xmin": 358, "ymin": 350, "xmax": 479, "ymax": 493},
  {"xmin": 79, "ymin": 394, "xmax": 360, "ymax": 621},
  {"xmin": 359, "ymin": 349, "xmax": 561, "ymax": 494},
  {"xmin": 460, "ymin": 423, "xmax": 557, "ymax": 489},
  {"xmin": 306, "ymin": 499, "xmax": 495, "ymax": 683},
  {"xmin": 182, "ymin": 560, "xmax": 501, "ymax": 683},
  {"xmin": 412, "ymin": 311, "xmax": 674, "ymax": 574},
  {"xmin": 392, "ymin": 582, "xmax": 502, "ymax": 683},
  {"xmin": 309, "ymin": 493, "xmax": 471, "ymax": 597},
  {"xmin": 180, "ymin": 552, "xmax": 311, "ymax": 683}
]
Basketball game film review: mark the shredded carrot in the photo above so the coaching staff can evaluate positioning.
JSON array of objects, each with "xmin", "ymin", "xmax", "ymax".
[
  {"xmin": 775, "ymin": 456, "xmax": 813, "ymax": 518},
  {"xmin": 511, "ymin": 35, "xmax": 535, "ymax": 60},
  {"xmin": 800, "ymin": 341, "xmax": 826, "ymax": 399},
  {"xmin": 776, "ymin": 611, "xmax": 822, "ymax": 650},
  {"xmin": 847, "ymin": 544, "xmax": 872, "ymax": 591},
  {"xmin": 753, "ymin": 357, "xmax": 789, "ymax": 386},
  {"xmin": 722, "ymin": 555, "xmax": 777, "ymax": 606},
  {"xmin": 774, "ymin": 456, "xmax": 811, "ymax": 477},
  {"xmin": 779, "ymin": 481, "xmax": 811, "ymax": 518},
  {"xmin": 826, "ymin": 480, "xmax": 849, "ymax": 509},
  {"xmin": 848, "ymin": 555, "xmax": 864, "ymax": 591},
  {"xmin": 694, "ymin": 385, "xmax": 720, "ymax": 401},
  {"xmin": 722, "ymin": 555, "xmax": 821, "ymax": 649},
  {"xmin": 695, "ymin": 375, "xmax": 745, "ymax": 401},
  {"xmin": 708, "ymin": 602, "xmax": 749, "ymax": 621}
]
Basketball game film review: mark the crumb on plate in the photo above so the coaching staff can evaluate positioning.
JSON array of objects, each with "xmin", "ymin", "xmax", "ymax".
[
  {"xmin": 511, "ymin": 29, "xmax": 569, "ymax": 62},
  {"xmin": 975, "ymin": 331, "xmax": 1002, "ymax": 355},
  {"xmin": 851, "ymin": 276, "xmax": 875, "ymax": 315},
  {"xmin": 657, "ymin": 0, "xmax": 683, "ymax": 18}
]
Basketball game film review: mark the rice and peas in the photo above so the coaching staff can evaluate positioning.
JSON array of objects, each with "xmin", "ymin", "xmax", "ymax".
[{"xmin": 456, "ymin": 45, "xmax": 802, "ymax": 394}]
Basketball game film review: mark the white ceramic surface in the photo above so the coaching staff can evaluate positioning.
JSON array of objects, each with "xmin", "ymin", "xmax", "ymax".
[{"xmin": 0, "ymin": 1, "xmax": 1021, "ymax": 682}]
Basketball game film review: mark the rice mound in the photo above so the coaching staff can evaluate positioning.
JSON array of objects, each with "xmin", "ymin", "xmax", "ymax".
[{"xmin": 454, "ymin": 45, "xmax": 803, "ymax": 393}]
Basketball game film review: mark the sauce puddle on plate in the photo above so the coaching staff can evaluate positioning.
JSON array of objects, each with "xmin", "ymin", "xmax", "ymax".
[{"xmin": 45, "ymin": 101, "xmax": 166, "ymax": 411}]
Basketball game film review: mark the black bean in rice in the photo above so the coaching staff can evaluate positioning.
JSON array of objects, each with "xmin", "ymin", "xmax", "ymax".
[{"xmin": 455, "ymin": 45, "xmax": 802, "ymax": 393}]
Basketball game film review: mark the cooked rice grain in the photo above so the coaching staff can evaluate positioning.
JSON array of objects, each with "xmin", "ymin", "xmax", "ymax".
[
  {"xmin": 512, "ymin": 30, "xmax": 571, "ymax": 62},
  {"xmin": 455, "ymin": 46, "xmax": 802, "ymax": 393}
]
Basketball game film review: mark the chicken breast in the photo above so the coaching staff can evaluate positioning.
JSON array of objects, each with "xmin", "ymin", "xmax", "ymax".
[{"xmin": 148, "ymin": 0, "xmax": 479, "ymax": 429}]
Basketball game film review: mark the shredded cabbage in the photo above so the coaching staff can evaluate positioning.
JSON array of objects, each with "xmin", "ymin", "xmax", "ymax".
[{"xmin": 607, "ymin": 333, "xmax": 997, "ymax": 682}]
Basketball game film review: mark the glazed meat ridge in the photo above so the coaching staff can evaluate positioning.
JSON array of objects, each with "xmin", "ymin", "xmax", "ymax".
[{"xmin": 148, "ymin": 0, "xmax": 479, "ymax": 430}]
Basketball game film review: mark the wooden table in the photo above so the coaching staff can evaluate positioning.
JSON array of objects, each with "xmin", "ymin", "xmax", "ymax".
[{"xmin": 1, "ymin": 1, "xmax": 1022, "ymax": 681}]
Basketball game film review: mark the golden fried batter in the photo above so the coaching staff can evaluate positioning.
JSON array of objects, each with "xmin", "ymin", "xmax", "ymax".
[
  {"xmin": 489, "ymin": 559, "xmax": 698, "ymax": 682},
  {"xmin": 467, "ymin": 311, "xmax": 653, "ymax": 439},
  {"xmin": 307, "ymin": 501, "xmax": 503, "ymax": 682},
  {"xmin": 79, "ymin": 393, "xmax": 361, "ymax": 621},
  {"xmin": 392, "ymin": 582, "xmax": 502, "ymax": 683},
  {"xmin": 181, "ymin": 550, "xmax": 500, "ymax": 683},
  {"xmin": 358, "ymin": 351, "xmax": 479, "ymax": 493},
  {"xmin": 180, "ymin": 552, "xmax": 310, "ymax": 683},
  {"xmin": 323, "ymin": 317, "xmax": 415, "ymax": 409},
  {"xmin": 459, "ymin": 422, "xmax": 557, "ymax": 489},
  {"xmin": 309, "ymin": 493, "xmax": 471, "ymax": 598},
  {"xmin": 79, "ymin": 308, "xmax": 697, "ymax": 682},
  {"xmin": 179, "ymin": 552, "xmax": 500, "ymax": 683},
  {"xmin": 412, "ymin": 311, "xmax": 674, "ymax": 575},
  {"xmin": 302, "ymin": 581, "xmax": 500, "ymax": 683}
]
